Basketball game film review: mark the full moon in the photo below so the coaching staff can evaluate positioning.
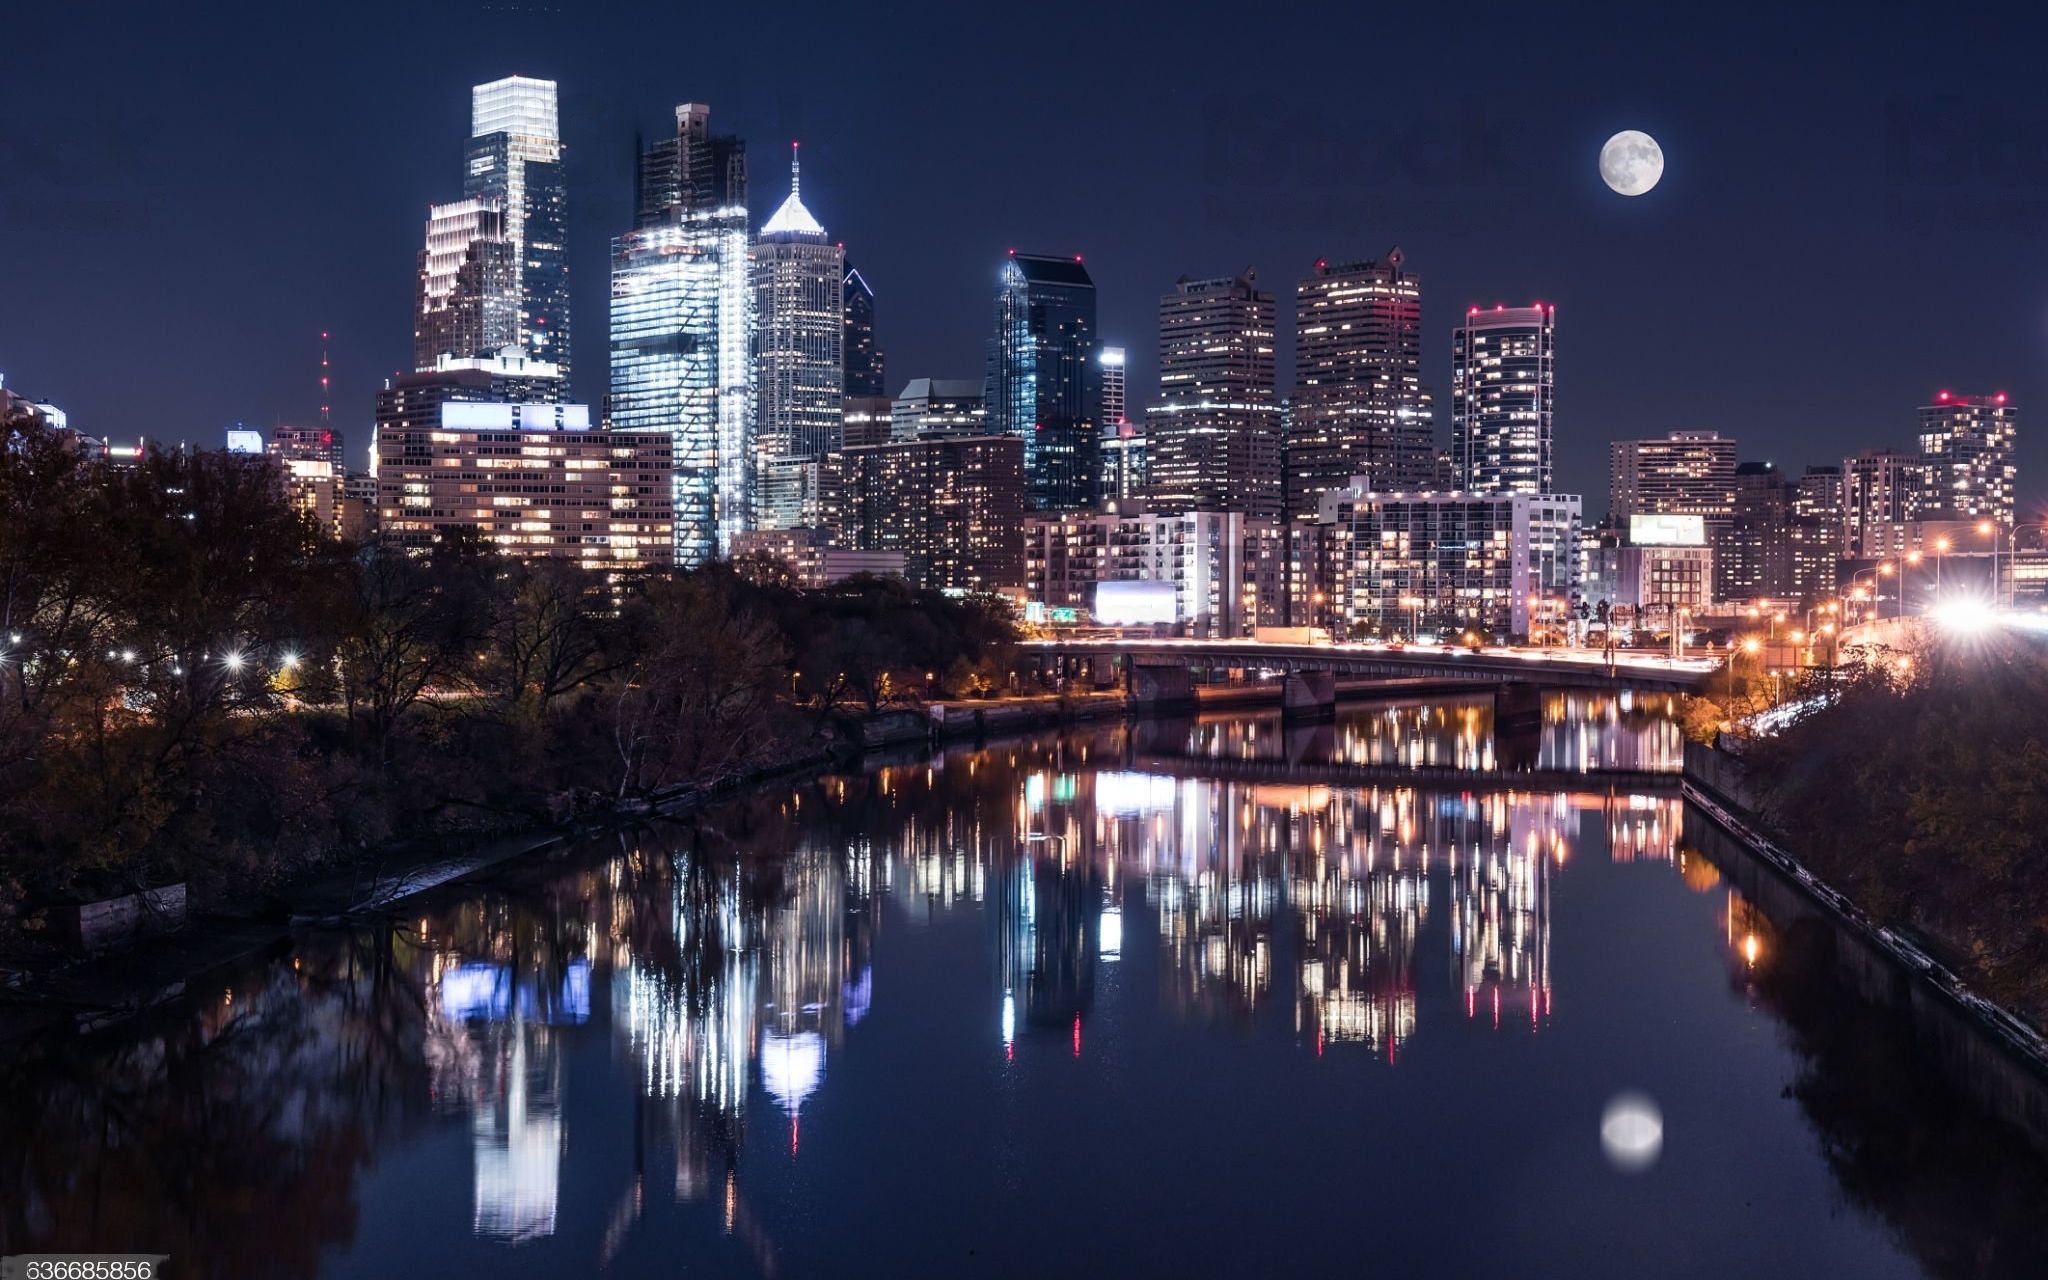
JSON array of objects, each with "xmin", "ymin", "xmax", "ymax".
[
  {"xmin": 1601, "ymin": 1092, "xmax": 1665, "ymax": 1172},
  {"xmin": 1599, "ymin": 130, "xmax": 1664, "ymax": 197}
]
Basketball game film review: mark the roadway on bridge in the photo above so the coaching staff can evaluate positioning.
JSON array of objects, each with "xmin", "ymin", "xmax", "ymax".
[{"xmin": 1028, "ymin": 637, "xmax": 1715, "ymax": 692}]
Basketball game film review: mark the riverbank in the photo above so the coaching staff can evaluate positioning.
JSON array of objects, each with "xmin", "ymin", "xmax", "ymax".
[
  {"xmin": 0, "ymin": 737, "xmax": 848, "ymax": 1042},
  {"xmin": 1683, "ymin": 741, "xmax": 2048, "ymax": 1153},
  {"xmin": 0, "ymin": 678, "xmax": 1464, "ymax": 1041}
]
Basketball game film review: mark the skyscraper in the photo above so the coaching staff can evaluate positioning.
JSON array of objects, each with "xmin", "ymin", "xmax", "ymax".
[
  {"xmin": 414, "ymin": 197, "xmax": 517, "ymax": 372},
  {"xmin": 752, "ymin": 143, "xmax": 844, "ymax": 469},
  {"xmin": 1917, "ymin": 391, "xmax": 2016, "ymax": 525},
  {"xmin": 843, "ymin": 263, "xmax": 885, "ymax": 397},
  {"xmin": 1097, "ymin": 344, "xmax": 1144, "ymax": 508},
  {"xmin": 986, "ymin": 252, "xmax": 1100, "ymax": 511},
  {"xmin": 1146, "ymin": 271, "xmax": 1282, "ymax": 519},
  {"xmin": 610, "ymin": 103, "xmax": 752, "ymax": 566},
  {"xmin": 1608, "ymin": 431, "xmax": 1737, "ymax": 525},
  {"xmin": 1843, "ymin": 447, "xmax": 1921, "ymax": 557},
  {"xmin": 465, "ymin": 77, "xmax": 570, "ymax": 386},
  {"xmin": 890, "ymin": 379, "xmax": 987, "ymax": 437},
  {"xmin": 1099, "ymin": 346, "xmax": 1127, "ymax": 431},
  {"xmin": 1289, "ymin": 249, "xmax": 1433, "ymax": 516},
  {"xmin": 836, "ymin": 433, "xmax": 1027, "ymax": 591},
  {"xmin": 1452, "ymin": 303, "xmax": 1555, "ymax": 494}
]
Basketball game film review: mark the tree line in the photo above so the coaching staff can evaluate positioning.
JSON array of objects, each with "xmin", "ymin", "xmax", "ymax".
[
  {"xmin": 0, "ymin": 414, "xmax": 1018, "ymax": 916},
  {"xmin": 1738, "ymin": 633, "xmax": 2048, "ymax": 1027}
]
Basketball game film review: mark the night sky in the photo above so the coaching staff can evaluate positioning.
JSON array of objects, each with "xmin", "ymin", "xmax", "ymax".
[{"xmin": 7, "ymin": 1, "xmax": 2047, "ymax": 514}]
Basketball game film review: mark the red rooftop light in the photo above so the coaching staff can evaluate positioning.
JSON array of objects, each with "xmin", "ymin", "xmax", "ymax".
[
  {"xmin": 1936, "ymin": 390, "xmax": 1950, "ymax": 402},
  {"xmin": 1996, "ymin": 392, "xmax": 2008, "ymax": 405}
]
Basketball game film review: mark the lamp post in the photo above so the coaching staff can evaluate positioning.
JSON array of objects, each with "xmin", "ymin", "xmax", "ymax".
[
  {"xmin": 1848, "ymin": 562, "xmax": 1892, "ymax": 625},
  {"xmin": 1398, "ymin": 594, "xmax": 1424, "ymax": 643},
  {"xmin": 1977, "ymin": 519, "xmax": 2026, "ymax": 610},
  {"xmin": 1933, "ymin": 535, "xmax": 1951, "ymax": 592}
]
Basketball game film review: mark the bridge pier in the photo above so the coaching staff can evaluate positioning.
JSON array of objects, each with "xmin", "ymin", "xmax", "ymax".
[
  {"xmin": 1281, "ymin": 669, "xmax": 1337, "ymax": 721},
  {"xmin": 1129, "ymin": 662, "xmax": 1196, "ymax": 712},
  {"xmin": 1091, "ymin": 654, "xmax": 1120, "ymax": 691}
]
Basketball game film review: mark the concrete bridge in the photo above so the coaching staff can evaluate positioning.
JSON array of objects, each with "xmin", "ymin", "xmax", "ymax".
[{"xmin": 1028, "ymin": 638, "xmax": 1712, "ymax": 720}]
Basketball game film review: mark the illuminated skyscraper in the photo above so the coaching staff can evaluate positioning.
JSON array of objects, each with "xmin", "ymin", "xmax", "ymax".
[
  {"xmin": 1146, "ymin": 271, "xmax": 1281, "ymax": 519},
  {"xmin": 1608, "ymin": 431, "xmax": 1737, "ymax": 526},
  {"xmin": 1842, "ymin": 447, "xmax": 1921, "ymax": 557},
  {"xmin": 1288, "ymin": 249, "xmax": 1434, "ymax": 516},
  {"xmin": 890, "ymin": 378, "xmax": 986, "ymax": 438},
  {"xmin": 414, "ymin": 197, "xmax": 517, "ymax": 372},
  {"xmin": 752, "ymin": 143, "xmax": 844, "ymax": 474},
  {"xmin": 1917, "ymin": 391, "xmax": 2016, "ymax": 525},
  {"xmin": 843, "ymin": 263, "xmax": 885, "ymax": 398},
  {"xmin": 1452, "ymin": 304, "xmax": 1555, "ymax": 494},
  {"xmin": 837, "ymin": 433, "xmax": 1026, "ymax": 590},
  {"xmin": 985, "ymin": 252, "xmax": 1100, "ymax": 511},
  {"xmin": 465, "ymin": 77, "xmax": 570, "ymax": 386},
  {"xmin": 1099, "ymin": 346, "xmax": 1127, "ymax": 431},
  {"xmin": 1097, "ymin": 344, "xmax": 1144, "ymax": 508},
  {"xmin": 611, "ymin": 103, "xmax": 752, "ymax": 565}
]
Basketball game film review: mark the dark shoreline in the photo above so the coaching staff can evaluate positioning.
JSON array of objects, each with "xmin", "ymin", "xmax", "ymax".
[{"xmin": 1682, "ymin": 752, "xmax": 2048, "ymax": 1156}]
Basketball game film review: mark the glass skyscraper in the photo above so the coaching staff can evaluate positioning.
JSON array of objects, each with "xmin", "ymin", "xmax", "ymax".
[
  {"xmin": 1451, "ymin": 304, "xmax": 1555, "ymax": 495},
  {"xmin": 842, "ymin": 263, "xmax": 885, "ymax": 398},
  {"xmin": 610, "ymin": 103, "xmax": 752, "ymax": 566},
  {"xmin": 464, "ymin": 77, "xmax": 570, "ymax": 388},
  {"xmin": 413, "ymin": 197, "xmax": 517, "ymax": 373},
  {"xmin": 985, "ymin": 252, "xmax": 1100, "ymax": 511}
]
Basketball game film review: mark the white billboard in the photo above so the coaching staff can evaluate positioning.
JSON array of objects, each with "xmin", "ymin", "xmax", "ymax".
[
  {"xmin": 440, "ymin": 402, "xmax": 591, "ymax": 432},
  {"xmin": 1630, "ymin": 513, "xmax": 1706, "ymax": 546},
  {"xmin": 1094, "ymin": 580, "xmax": 1178, "ymax": 625},
  {"xmin": 225, "ymin": 428, "xmax": 265, "ymax": 455}
]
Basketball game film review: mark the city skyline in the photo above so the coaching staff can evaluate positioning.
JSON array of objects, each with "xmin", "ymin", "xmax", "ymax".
[{"xmin": 7, "ymin": 2, "xmax": 2044, "ymax": 516}]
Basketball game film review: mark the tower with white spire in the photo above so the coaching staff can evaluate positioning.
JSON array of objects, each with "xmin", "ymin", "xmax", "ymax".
[{"xmin": 750, "ymin": 141, "xmax": 846, "ymax": 530}]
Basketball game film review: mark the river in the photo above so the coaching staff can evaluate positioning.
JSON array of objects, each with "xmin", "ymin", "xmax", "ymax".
[{"xmin": 4, "ymin": 692, "xmax": 2045, "ymax": 1277}]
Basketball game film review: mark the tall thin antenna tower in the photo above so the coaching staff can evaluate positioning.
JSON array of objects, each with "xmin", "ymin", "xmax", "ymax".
[{"xmin": 318, "ymin": 330, "xmax": 332, "ymax": 426}]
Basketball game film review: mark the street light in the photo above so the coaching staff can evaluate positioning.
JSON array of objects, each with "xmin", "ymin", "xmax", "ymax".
[
  {"xmin": 1976, "ymin": 518, "xmax": 2025, "ymax": 610},
  {"xmin": 1934, "ymin": 535, "xmax": 1951, "ymax": 591},
  {"xmin": 1848, "ymin": 562, "xmax": 1892, "ymax": 623},
  {"xmin": 1398, "ymin": 595, "xmax": 1424, "ymax": 642}
]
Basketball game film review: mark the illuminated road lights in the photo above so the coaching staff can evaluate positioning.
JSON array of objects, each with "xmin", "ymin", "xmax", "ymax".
[{"xmin": 1930, "ymin": 598, "xmax": 1997, "ymax": 635}]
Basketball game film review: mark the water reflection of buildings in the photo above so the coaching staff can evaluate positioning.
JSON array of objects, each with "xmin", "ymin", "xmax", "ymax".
[
  {"xmin": 395, "ymin": 698, "xmax": 1684, "ymax": 1250},
  {"xmin": 1, "ymin": 696, "xmax": 1704, "ymax": 1276},
  {"xmin": 904, "ymin": 700, "xmax": 1684, "ymax": 1060},
  {"xmin": 420, "ymin": 895, "xmax": 595, "ymax": 1245}
]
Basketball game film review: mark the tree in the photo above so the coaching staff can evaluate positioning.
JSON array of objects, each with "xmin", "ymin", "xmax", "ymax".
[
  {"xmin": 486, "ymin": 560, "xmax": 621, "ymax": 721},
  {"xmin": 329, "ymin": 545, "xmax": 485, "ymax": 766},
  {"xmin": 610, "ymin": 575, "xmax": 790, "ymax": 798}
]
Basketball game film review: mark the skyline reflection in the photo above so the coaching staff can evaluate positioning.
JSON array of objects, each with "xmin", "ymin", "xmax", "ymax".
[{"xmin": 4, "ymin": 694, "xmax": 2039, "ymax": 1279}]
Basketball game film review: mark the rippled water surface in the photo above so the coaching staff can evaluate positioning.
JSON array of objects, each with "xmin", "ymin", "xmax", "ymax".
[{"xmin": 6, "ymin": 693, "xmax": 2046, "ymax": 1278}]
